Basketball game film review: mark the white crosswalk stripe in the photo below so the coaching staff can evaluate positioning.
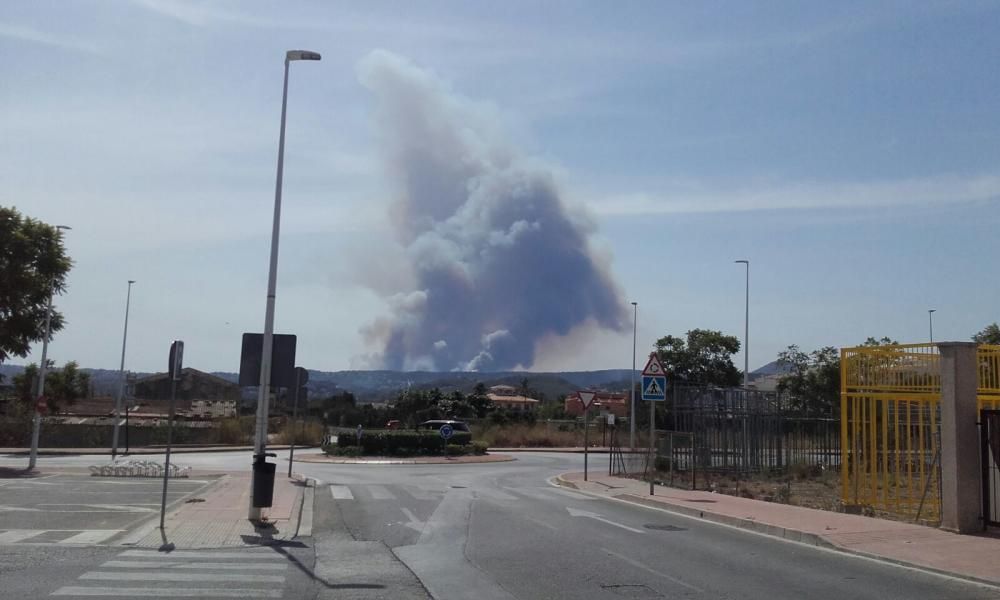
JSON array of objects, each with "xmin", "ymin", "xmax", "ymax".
[
  {"xmin": 0, "ymin": 529, "xmax": 122, "ymax": 545},
  {"xmin": 329, "ymin": 485, "xmax": 354, "ymax": 500},
  {"xmin": 51, "ymin": 547, "xmax": 289, "ymax": 598}
]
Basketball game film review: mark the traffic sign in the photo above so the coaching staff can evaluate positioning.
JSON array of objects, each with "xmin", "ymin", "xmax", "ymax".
[
  {"xmin": 439, "ymin": 424, "xmax": 454, "ymax": 440},
  {"xmin": 642, "ymin": 375, "xmax": 666, "ymax": 401},
  {"xmin": 641, "ymin": 354, "xmax": 665, "ymax": 377},
  {"xmin": 578, "ymin": 391, "xmax": 596, "ymax": 410}
]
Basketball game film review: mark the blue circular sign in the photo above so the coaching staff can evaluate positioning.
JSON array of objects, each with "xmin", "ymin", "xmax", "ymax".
[{"xmin": 439, "ymin": 424, "xmax": 454, "ymax": 440}]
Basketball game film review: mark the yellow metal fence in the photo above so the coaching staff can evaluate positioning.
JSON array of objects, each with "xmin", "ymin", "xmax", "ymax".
[{"xmin": 841, "ymin": 344, "xmax": 1000, "ymax": 523}]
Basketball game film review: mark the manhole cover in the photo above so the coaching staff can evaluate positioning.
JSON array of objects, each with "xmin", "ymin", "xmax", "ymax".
[
  {"xmin": 184, "ymin": 498, "xmax": 205, "ymax": 503},
  {"xmin": 451, "ymin": 485, "xmax": 467, "ymax": 489},
  {"xmin": 644, "ymin": 524, "xmax": 686, "ymax": 531},
  {"xmin": 601, "ymin": 584, "xmax": 662, "ymax": 598},
  {"xmin": 682, "ymin": 499, "xmax": 717, "ymax": 503}
]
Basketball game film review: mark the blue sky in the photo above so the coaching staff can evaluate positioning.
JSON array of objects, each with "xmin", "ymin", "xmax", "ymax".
[{"xmin": 3, "ymin": 1, "xmax": 998, "ymax": 374}]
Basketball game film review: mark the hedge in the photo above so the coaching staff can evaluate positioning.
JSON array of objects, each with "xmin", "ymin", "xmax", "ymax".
[{"xmin": 327, "ymin": 429, "xmax": 474, "ymax": 456}]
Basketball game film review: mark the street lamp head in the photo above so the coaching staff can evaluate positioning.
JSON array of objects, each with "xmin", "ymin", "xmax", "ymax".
[
  {"xmin": 928, "ymin": 309, "xmax": 936, "ymax": 314},
  {"xmin": 56, "ymin": 225, "xmax": 71, "ymax": 231},
  {"xmin": 286, "ymin": 50, "xmax": 321, "ymax": 62},
  {"xmin": 631, "ymin": 301, "xmax": 637, "ymax": 307},
  {"xmin": 128, "ymin": 280, "xmax": 136, "ymax": 285},
  {"xmin": 735, "ymin": 259, "xmax": 749, "ymax": 264}
]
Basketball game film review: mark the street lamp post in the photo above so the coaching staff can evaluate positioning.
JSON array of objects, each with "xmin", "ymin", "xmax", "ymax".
[
  {"xmin": 250, "ymin": 49, "xmax": 321, "ymax": 521},
  {"xmin": 735, "ymin": 260, "xmax": 749, "ymax": 388},
  {"xmin": 28, "ymin": 224, "xmax": 71, "ymax": 470},
  {"xmin": 630, "ymin": 301, "xmax": 637, "ymax": 449},
  {"xmin": 111, "ymin": 280, "xmax": 136, "ymax": 459},
  {"xmin": 928, "ymin": 309, "xmax": 936, "ymax": 343}
]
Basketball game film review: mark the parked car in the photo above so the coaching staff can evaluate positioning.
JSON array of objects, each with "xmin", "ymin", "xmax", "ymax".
[
  {"xmin": 416, "ymin": 419, "xmax": 470, "ymax": 433},
  {"xmin": 385, "ymin": 419, "xmax": 401, "ymax": 430}
]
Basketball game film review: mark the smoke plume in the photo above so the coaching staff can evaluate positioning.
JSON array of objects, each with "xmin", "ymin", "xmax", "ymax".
[{"xmin": 357, "ymin": 50, "xmax": 626, "ymax": 371}]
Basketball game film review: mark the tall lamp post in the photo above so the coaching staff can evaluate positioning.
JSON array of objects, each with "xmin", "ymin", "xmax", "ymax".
[
  {"xmin": 28, "ymin": 224, "xmax": 71, "ymax": 470},
  {"xmin": 928, "ymin": 309, "xmax": 936, "ymax": 343},
  {"xmin": 111, "ymin": 280, "xmax": 136, "ymax": 459},
  {"xmin": 629, "ymin": 301, "xmax": 637, "ymax": 449},
  {"xmin": 735, "ymin": 260, "xmax": 749, "ymax": 388},
  {"xmin": 251, "ymin": 49, "xmax": 321, "ymax": 521}
]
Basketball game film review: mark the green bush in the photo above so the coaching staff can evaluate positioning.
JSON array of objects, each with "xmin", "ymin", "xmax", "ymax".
[
  {"xmin": 329, "ymin": 429, "xmax": 475, "ymax": 456},
  {"xmin": 323, "ymin": 445, "xmax": 364, "ymax": 457},
  {"xmin": 471, "ymin": 441, "xmax": 488, "ymax": 455}
]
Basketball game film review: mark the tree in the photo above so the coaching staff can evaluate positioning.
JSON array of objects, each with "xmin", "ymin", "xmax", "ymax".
[
  {"xmin": 12, "ymin": 360, "xmax": 90, "ymax": 414},
  {"xmin": 973, "ymin": 323, "xmax": 1000, "ymax": 345},
  {"xmin": 654, "ymin": 329, "xmax": 741, "ymax": 387},
  {"xmin": 468, "ymin": 383, "xmax": 494, "ymax": 418},
  {"xmin": 0, "ymin": 207, "xmax": 73, "ymax": 363},
  {"xmin": 776, "ymin": 346, "xmax": 840, "ymax": 414}
]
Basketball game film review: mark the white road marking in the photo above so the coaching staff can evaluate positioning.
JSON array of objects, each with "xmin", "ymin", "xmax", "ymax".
[
  {"xmin": 602, "ymin": 547, "xmax": 704, "ymax": 593},
  {"xmin": 52, "ymin": 586, "xmax": 283, "ymax": 597},
  {"xmin": 0, "ymin": 504, "xmax": 41, "ymax": 512},
  {"xmin": 119, "ymin": 550, "xmax": 283, "ymax": 559},
  {"xmin": 58, "ymin": 530, "xmax": 123, "ymax": 544},
  {"xmin": 101, "ymin": 561, "xmax": 288, "ymax": 570},
  {"xmin": 566, "ymin": 507, "xmax": 646, "ymax": 534},
  {"xmin": 80, "ymin": 571, "xmax": 285, "ymax": 583},
  {"xmin": 367, "ymin": 485, "xmax": 395, "ymax": 500},
  {"xmin": 400, "ymin": 507, "xmax": 425, "ymax": 532},
  {"xmin": 0, "ymin": 530, "xmax": 45, "ymax": 544},
  {"xmin": 329, "ymin": 485, "xmax": 354, "ymax": 500}
]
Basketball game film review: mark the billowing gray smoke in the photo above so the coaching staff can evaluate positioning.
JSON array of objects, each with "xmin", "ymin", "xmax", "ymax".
[{"xmin": 358, "ymin": 50, "xmax": 626, "ymax": 371}]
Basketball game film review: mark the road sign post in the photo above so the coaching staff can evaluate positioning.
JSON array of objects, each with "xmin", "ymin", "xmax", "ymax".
[
  {"xmin": 578, "ymin": 391, "xmax": 596, "ymax": 481},
  {"xmin": 160, "ymin": 340, "xmax": 183, "ymax": 530},
  {"xmin": 288, "ymin": 367, "xmax": 308, "ymax": 478},
  {"xmin": 641, "ymin": 354, "xmax": 667, "ymax": 496}
]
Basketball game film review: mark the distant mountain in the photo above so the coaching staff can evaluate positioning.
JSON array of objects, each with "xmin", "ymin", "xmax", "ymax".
[
  {"xmin": 1, "ymin": 363, "xmax": 635, "ymax": 403},
  {"xmin": 750, "ymin": 360, "xmax": 792, "ymax": 379}
]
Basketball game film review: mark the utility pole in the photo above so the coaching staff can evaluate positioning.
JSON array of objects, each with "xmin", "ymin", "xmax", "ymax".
[
  {"xmin": 630, "ymin": 301, "xmax": 637, "ymax": 449},
  {"xmin": 111, "ymin": 280, "xmax": 135, "ymax": 459}
]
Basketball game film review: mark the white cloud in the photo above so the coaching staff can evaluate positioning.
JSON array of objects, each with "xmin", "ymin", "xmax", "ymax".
[{"xmin": 588, "ymin": 174, "xmax": 1000, "ymax": 216}]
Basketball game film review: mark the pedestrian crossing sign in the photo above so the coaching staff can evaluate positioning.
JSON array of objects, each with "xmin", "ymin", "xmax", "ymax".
[{"xmin": 642, "ymin": 375, "xmax": 666, "ymax": 401}]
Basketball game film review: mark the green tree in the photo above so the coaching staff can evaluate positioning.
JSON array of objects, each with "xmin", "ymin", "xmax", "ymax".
[
  {"xmin": 12, "ymin": 360, "xmax": 90, "ymax": 414},
  {"xmin": 973, "ymin": 323, "xmax": 1000, "ymax": 345},
  {"xmin": 776, "ymin": 346, "xmax": 840, "ymax": 414},
  {"xmin": 468, "ymin": 382, "xmax": 494, "ymax": 418},
  {"xmin": 0, "ymin": 207, "xmax": 73, "ymax": 363},
  {"xmin": 654, "ymin": 329, "xmax": 741, "ymax": 386}
]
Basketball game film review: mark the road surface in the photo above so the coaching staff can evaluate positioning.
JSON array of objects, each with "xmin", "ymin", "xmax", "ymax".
[{"xmin": 1, "ymin": 449, "xmax": 997, "ymax": 599}]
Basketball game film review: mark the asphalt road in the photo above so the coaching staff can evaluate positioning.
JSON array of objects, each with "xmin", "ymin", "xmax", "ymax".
[{"xmin": 3, "ymin": 449, "xmax": 999, "ymax": 599}]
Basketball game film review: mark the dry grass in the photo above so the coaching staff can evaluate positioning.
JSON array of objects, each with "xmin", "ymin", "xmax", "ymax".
[
  {"xmin": 274, "ymin": 421, "xmax": 325, "ymax": 445},
  {"xmin": 473, "ymin": 423, "xmax": 584, "ymax": 448}
]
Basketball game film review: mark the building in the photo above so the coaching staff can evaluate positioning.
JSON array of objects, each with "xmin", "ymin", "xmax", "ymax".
[
  {"xmin": 487, "ymin": 385, "xmax": 539, "ymax": 413},
  {"xmin": 134, "ymin": 368, "xmax": 240, "ymax": 418},
  {"xmin": 564, "ymin": 391, "xmax": 628, "ymax": 417}
]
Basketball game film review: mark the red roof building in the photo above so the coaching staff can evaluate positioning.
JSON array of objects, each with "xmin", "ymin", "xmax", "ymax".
[{"xmin": 564, "ymin": 391, "xmax": 628, "ymax": 417}]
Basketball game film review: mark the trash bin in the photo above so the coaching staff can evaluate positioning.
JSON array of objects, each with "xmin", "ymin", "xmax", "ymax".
[{"xmin": 252, "ymin": 452, "xmax": 277, "ymax": 508}]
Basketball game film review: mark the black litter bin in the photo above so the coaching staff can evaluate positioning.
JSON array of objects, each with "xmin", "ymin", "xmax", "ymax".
[{"xmin": 252, "ymin": 452, "xmax": 277, "ymax": 508}]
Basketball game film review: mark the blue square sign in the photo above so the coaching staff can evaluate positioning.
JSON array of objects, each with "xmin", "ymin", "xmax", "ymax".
[{"xmin": 642, "ymin": 375, "xmax": 666, "ymax": 401}]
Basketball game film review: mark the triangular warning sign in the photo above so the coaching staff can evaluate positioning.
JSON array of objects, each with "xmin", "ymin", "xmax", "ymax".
[
  {"xmin": 644, "ymin": 377, "xmax": 663, "ymax": 397},
  {"xmin": 642, "ymin": 354, "xmax": 664, "ymax": 376},
  {"xmin": 578, "ymin": 391, "xmax": 596, "ymax": 409}
]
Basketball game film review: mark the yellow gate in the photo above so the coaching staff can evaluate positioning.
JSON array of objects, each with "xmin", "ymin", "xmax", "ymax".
[{"xmin": 840, "ymin": 343, "xmax": 1000, "ymax": 523}]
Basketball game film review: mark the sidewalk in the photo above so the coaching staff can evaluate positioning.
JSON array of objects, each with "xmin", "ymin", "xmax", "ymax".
[
  {"xmin": 556, "ymin": 471, "xmax": 1000, "ymax": 587},
  {"xmin": 121, "ymin": 471, "xmax": 310, "ymax": 549}
]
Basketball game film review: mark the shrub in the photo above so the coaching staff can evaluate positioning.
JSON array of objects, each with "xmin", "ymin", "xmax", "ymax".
[
  {"xmin": 471, "ymin": 441, "xmax": 488, "ymax": 455},
  {"xmin": 324, "ymin": 445, "xmax": 364, "ymax": 457},
  {"xmin": 335, "ymin": 429, "xmax": 472, "ymax": 456},
  {"xmin": 274, "ymin": 421, "xmax": 324, "ymax": 445}
]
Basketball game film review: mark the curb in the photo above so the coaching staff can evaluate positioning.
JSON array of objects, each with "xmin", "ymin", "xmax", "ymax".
[
  {"xmin": 551, "ymin": 474, "xmax": 1000, "ymax": 590},
  {"xmin": 295, "ymin": 479, "xmax": 315, "ymax": 539},
  {"xmin": 295, "ymin": 454, "xmax": 515, "ymax": 465},
  {"xmin": 117, "ymin": 474, "xmax": 226, "ymax": 546}
]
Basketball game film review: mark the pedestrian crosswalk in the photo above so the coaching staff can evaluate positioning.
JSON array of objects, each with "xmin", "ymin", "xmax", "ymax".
[
  {"xmin": 0, "ymin": 529, "xmax": 123, "ymax": 545},
  {"xmin": 327, "ymin": 483, "xmax": 593, "ymax": 504},
  {"xmin": 51, "ymin": 548, "xmax": 290, "ymax": 598}
]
